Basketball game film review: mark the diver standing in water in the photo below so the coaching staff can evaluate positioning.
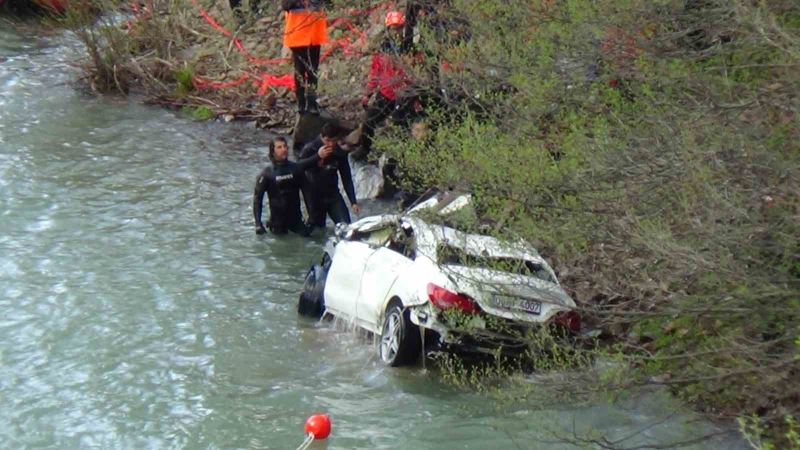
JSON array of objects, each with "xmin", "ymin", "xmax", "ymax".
[
  {"xmin": 253, "ymin": 137, "xmax": 333, "ymax": 236},
  {"xmin": 299, "ymin": 124, "xmax": 360, "ymax": 227}
]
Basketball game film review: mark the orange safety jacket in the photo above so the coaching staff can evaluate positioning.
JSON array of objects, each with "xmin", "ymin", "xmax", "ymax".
[{"xmin": 283, "ymin": 10, "xmax": 328, "ymax": 48}]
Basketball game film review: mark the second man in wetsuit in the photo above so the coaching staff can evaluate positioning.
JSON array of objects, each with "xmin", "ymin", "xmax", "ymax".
[
  {"xmin": 299, "ymin": 124, "xmax": 360, "ymax": 227},
  {"xmin": 253, "ymin": 137, "xmax": 333, "ymax": 236}
]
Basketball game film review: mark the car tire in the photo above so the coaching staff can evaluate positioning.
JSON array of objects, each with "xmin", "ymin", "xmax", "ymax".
[
  {"xmin": 379, "ymin": 303, "xmax": 420, "ymax": 367},
  {"xmin": 298, "ymin": 264, "xmax": 326, "ymax": 318}
]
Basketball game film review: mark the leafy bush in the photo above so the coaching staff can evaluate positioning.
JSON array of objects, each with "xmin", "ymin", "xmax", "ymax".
[
  {"xmin": 174, "ymin": 65, "xmax": 195, "ymax": 96},
  {"xmin": 182, "ymin": 105, "xmax": 214, "ymax": 121},
  {"xmin": 377, "ymin": 0, "xmax": 799, "ymax": 444}
]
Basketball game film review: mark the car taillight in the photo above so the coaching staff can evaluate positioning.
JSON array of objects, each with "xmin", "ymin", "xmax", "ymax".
[
  {"xmin": 427, "ymin": 283, "xmax": 478, "ymax": 314},
  {"xmin": 554, "ymin": 310, "xmax": 581, "ymax": 334}
]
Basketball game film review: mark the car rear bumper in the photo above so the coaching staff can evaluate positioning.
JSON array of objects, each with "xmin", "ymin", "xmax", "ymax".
[{"xmin": 408, "ymin": 304, "xmax": 536, "ymax": 356}]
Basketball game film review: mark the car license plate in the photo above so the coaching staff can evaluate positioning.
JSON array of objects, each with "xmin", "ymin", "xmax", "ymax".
[{"xmin": 493, "ymin": 295, "xmax": 542, "ymax": 315}]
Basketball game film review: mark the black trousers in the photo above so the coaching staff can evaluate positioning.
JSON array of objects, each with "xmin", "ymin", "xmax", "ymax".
[
  {"xmin": 359, "ymin": 94, "xmax": 397, "ymax": 159},
  {"xmin": 270, "ymin": 219, "xmax": 313, "ymax": 237},
  {"xmin": 308, "ymin": 194, "xmax": 351, "ymax": 228},
  {"xmin": 291, "ymin": 46, "xmax": 321, "ymax": 111}
]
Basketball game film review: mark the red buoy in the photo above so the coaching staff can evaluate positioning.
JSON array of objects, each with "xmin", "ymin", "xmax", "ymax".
[{"xmin": 304, "ymin": 414, "xmax": 331, "ymax": 440}]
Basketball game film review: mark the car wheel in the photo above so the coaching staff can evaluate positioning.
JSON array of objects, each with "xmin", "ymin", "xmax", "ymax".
[
  {"xmin": 298, "ymin": 264, "xmax": 326, "ymax": 318},
  {"xmin": 379, "ymin": 303, "xmax": 420, "ymax": 367}
]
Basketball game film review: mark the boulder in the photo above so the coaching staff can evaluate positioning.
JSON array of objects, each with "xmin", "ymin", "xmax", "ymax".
[{"xmin": 351, "ymin": 158, "xmax": 384, "ymax": 200}]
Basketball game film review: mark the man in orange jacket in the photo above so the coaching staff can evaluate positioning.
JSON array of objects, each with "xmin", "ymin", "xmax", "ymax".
[{"xmin": 282, "ymin": 0, "xmax": 329, "ymax": 114}]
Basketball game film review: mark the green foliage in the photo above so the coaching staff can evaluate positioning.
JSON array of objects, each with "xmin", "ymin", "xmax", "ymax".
[
  {"xmin": 60, "ymin": 0, "xmax": 208, "ymax": 95},
  {"xmin": 174, "ymin": 65, "xmax": 195, "ymax": 96},
  {"xmin": 182, "ymin": 105, "xmax": 214, "ymax": 121},
  {"xmin": 739, "ymin": 415, "xmax": 800, "ymax": 450},
  {"xmin": 378, "ymin": 0, "xmax": 800, "ymax": 442},
  {"xmin": 432, "ymin": 314, "xmax": 595, "ymax": 402},
  {"xmin": 60, "ymin": 0, "xmax": 135, "ymax": 93}
]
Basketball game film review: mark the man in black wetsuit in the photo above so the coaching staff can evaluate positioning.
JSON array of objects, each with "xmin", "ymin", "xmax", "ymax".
[
  {"xmin": 299, "ymin": 124, "xmax": 360, "ymax": 227},
  {"xmin": 253, "ymin": 137, "xmax": 333, "ymax": 236}
]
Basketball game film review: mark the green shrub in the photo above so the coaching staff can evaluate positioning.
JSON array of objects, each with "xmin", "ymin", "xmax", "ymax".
[
  {"xmin": 174, "ymin": 65, "xmax": 194, "ymax": 96},
  {"xmin": 182, "ymin": 105, "xmax": 214, "ymax": 121}
]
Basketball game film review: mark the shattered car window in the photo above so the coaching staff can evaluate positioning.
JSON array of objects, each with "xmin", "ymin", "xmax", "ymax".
[
  {"xmin": 387, "ymin": 224, "xmax": 416, "ymax": 259},
  {"xmin": 352, "ymin": 227, "xmax": 393, "ymax": 247},
  {"xmin": 436, "ymin": 244, "xmax": 555, "ymax": 283}
]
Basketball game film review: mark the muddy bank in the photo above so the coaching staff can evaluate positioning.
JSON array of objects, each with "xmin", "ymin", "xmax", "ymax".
[
  {"xmin": 53, "ymin": 0, "xmax": 408, "ymax": 200},
  {"xmin": 64, "ymin": 1, "xmax": 396, "ymax": 135}
]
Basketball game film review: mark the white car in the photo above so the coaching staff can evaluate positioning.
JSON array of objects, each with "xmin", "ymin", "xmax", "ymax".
[{"xmin": 298, "ymin": 194, "xmax": 580, "ymax": 366}]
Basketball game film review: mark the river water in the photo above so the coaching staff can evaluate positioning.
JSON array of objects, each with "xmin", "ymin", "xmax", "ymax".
[{"xmin": 0, "ymin": 19, "xmax": 746, "ymax": 450}]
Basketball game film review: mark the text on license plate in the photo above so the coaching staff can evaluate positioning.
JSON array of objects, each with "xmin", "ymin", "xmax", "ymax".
[{"xmin": 493, "ymin": 296, "xmax": 542, "ymax": 315}]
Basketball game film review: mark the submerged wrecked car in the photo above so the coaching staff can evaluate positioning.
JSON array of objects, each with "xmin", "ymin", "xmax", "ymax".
[{"xmin": 298, "ymin": 193, "xmax": 579, "ymax": 366}]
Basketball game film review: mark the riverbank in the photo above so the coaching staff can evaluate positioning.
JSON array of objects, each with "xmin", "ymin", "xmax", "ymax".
[
  {"xmin": 59, "ymin": 0, "xmax": 388, "ymax": 135},
  {"xmin": 38, "ymin": 0, "xmax": 800, "ymax": 447}
]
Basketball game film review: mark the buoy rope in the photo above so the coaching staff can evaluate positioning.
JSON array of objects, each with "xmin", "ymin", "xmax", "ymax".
[{"xmin": 295, "ymin": 433, "xmax": 315, "ymax": 450}]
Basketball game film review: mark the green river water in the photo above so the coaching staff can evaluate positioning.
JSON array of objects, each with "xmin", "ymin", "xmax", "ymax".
[{"xmin": 0, "ymin": 19, "xmax": 747, "ymax": 450}]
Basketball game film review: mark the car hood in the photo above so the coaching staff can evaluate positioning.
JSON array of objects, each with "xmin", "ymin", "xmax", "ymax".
[{"xmin": 442, "ymin": 265, "xmax": 575, "ymax": 323}]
